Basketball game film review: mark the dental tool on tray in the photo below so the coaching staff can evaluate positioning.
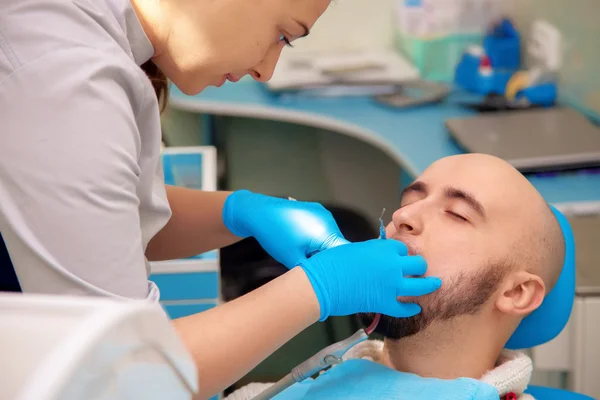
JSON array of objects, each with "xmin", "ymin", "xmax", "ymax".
[{"xmin": 250, "ymin": 209, "xmax": 386, "ymax": 400}]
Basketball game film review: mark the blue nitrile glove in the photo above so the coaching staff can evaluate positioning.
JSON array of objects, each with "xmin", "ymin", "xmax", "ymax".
[
  {"xmin": 298, "ymin": 239, "xmax": 442, "ymax": 321},
  {"xmin": 222, "ymin": 190, "xmax": 348, "ymax": 268}
]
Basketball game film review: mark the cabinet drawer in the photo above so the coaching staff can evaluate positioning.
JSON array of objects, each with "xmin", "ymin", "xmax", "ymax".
[
  {"xmin": 162, "ymin": 302, "xmax": 217, "ymax": 319},
  {"xmin": 151, "ymin": 272, "xmax": 219, "ymax": 301}
]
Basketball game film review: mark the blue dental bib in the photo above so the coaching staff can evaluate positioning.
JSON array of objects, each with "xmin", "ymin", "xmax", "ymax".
[{"xmin": 272, "ymin": 359, "xmax": 499, "ymax": 400}]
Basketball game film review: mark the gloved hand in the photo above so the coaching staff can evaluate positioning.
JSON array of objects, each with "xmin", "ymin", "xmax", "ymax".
[
  {"xmin": 222, "ymin": 190, "xmax": 348, "ymax": 268},
  {"xmin": 299, "ymin": 239, "xmax": 442, "ymax": 321}
]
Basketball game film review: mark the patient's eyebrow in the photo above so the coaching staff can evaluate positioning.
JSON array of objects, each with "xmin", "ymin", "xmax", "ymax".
[
  {"xmin": 401, "ymin": 181, "xmax": 427, "ymax": 198},
  {"xmin": 444, "ymin": 186, "xmax": 487, "ymax": 221}
]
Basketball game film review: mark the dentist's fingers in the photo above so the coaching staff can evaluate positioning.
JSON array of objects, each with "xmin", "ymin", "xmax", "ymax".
[
  {"xmin": 306, "ymin": 234, "xmax": 350, "ymax": 260},
  {"xmin": 389, "ymin": 240, "xmax": 409, "ymax": 256},
  {"xmin": 399, "ymin": 255, "xmax": 428, "ymax": 277},
  {"xmin": 397, "ymin": 276, "xmax": 442, "ymax": 297},
  {"xmin": 318, "ymin": 234, "xmax": 350, "ymax": 251}
]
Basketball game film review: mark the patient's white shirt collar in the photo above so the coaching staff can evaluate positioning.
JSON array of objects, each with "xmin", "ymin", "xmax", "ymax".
[{"xmin": 344, "ymin": 340, "xmax": 535, "ymax": 399}]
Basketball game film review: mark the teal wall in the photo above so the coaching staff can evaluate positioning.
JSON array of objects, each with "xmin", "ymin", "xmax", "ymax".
[
  {"xmin": 161, "ymin": 112, "xmax": 402, "ymax": 225},
  {"xmin": 507, "ymin": 0, "xmax": 600, "ymax": 121}
]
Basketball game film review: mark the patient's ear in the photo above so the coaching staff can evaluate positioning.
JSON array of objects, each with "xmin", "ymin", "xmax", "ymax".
[{"xmin": 495, "ymin": 271, "xmax": 545, "ymax": 316}]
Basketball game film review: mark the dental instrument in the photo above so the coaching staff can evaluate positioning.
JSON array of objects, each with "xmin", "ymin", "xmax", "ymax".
[
  {"xmin": 250, "ymin": 314, "xmax": 381, "ymax": 400},
  {"xmin": 379, "ymin": 208, "xmax": 386, "ymax": 240},
  {"xmin": 250, "ymin": 210, "xmax": 387, "ymax": 400}
]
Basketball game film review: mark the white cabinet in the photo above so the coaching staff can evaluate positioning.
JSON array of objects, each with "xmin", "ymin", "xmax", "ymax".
[
  {"xmin": 532, "ymin": 296, "xmax": 600, "ymax": 398},
  {"xmin": 572, "ymin": 297, "xmax": 600, "ymax": 397}
]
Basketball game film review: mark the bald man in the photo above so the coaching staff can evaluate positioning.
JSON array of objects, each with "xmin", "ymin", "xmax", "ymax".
[{"xmin": 227, "ymin": 154, "xmax": 565, "ymax": 400}]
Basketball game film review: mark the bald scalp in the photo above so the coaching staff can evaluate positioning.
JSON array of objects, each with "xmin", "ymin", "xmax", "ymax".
[{"xmin": 526, "ymin": 204, "xmax": 565, "ymax": 292}]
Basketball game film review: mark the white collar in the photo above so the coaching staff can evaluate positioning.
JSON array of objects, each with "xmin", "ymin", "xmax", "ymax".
[
  {"xmin": 105, "ymin": 0, "xmax": 155, "ymax": 65},
  {"xmin": 342, "ymin": 340, "xmax": 533, "ymax": 397}
]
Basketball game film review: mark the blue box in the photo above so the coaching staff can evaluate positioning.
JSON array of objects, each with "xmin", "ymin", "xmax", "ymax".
[
  {"xmin": 162, "ymin": 146, "xmax": 217, "ymax": 191},
  {"xmin": 151, "ymin": 271, "xmax": 219, "ymax": 301},
  {"xmin": 455, "ymin": 52, "xmax": 513, "ymax": 95},
  {"xmin": 483, "ymin": 19, "xmax": 520, "ymax": 71},
  {"xmin": 162, "ymin": 302, "xmax": 217, "ymax": 319}
]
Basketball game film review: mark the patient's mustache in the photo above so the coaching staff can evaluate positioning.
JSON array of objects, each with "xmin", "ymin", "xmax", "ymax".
[{"xmin": 388, "ymin": 235, "xmax": 420, "ymax": 257}]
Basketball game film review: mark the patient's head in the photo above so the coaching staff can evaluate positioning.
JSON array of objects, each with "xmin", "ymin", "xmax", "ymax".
[{"xmin": 360, "ymin": 154, "xmax": 564, "ymax": 345}]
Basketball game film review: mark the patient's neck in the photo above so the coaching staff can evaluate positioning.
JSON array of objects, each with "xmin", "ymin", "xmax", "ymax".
[{"xmin": 381, "ymin": 316, "xmax": 504, "ymax": 380}]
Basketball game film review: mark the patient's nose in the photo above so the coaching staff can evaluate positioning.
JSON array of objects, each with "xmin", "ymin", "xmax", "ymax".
[{"xmin": 392, "ymin": 205, "xmax": 423, "ymax": 235}]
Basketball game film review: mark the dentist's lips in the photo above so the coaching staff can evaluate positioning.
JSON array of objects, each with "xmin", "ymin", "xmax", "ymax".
[{"xmin": 217, "ymin": 74, "xmax": 241, "ymax": 87}]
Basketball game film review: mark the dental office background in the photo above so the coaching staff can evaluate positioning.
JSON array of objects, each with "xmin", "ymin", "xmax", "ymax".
[{"xmin": 159, "ymin": 0, "xmax": 600, "ymax": 394}]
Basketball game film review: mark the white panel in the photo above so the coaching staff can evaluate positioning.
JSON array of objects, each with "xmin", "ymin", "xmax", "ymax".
[
  {"xmin": 579, "ymin": 297, "xmax": 600, "ymax": 398},
  {"xmin": 150, "ymin": 258, "xmax": 219, "ymax": 274},
  {"xmin": 531, "ymin": 301, "xmax": 575, "ymax": 370},
  {"xmin": 572, "ymin": 297, "xmax": 586, "ymax": 392}
]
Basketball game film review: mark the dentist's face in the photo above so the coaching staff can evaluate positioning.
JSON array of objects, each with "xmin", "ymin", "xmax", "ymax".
[
  {"xmin": 361, "ymin": 154, "xmax": 549, "ymax": 339},
  {"xmin": 161, "ymin": 0, "xmax": 329, "ymax": 94}
]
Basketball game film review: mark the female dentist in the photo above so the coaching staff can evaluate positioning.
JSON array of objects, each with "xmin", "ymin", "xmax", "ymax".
[{"xmin": 0, "ymin": 0, "xmax": 441, "ymax": 397}]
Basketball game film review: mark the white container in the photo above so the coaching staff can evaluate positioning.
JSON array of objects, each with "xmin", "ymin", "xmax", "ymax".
[
  {"xmin": 0, "ymin": 293, "xmax": 197, "ymax": 400},
  {"xmin": 394, "ymin": 0, "xmax": 504, "ymax": 81}
]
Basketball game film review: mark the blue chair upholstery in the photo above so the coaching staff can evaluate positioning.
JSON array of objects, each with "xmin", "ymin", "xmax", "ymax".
[
  {"xmin": 525, "ymin": 385, "xmax": 595, "ymax": 400},
  {"xmin": 506, "ymin": 205, "xmax": 576, "ymax": 349},
  {"xmin": 506, "ymin": 206, "xmax": 591, "ymax": 399}
]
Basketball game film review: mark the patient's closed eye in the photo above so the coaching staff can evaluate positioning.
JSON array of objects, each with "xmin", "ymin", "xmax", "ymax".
[{"xmin": 446, "ymin": 211, "xmax": 468, "ymax": 222}]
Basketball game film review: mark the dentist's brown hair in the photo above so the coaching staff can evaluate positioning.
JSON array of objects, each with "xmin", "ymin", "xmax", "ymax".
[{"xmin": 141, "ymin": 60, "xmax": 168, "ymax": 113}]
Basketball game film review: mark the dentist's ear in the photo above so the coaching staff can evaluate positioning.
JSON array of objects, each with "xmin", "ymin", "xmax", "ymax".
[{"xmin": 495, "ymin": 271, "xmax": 546, "ymax": 316}]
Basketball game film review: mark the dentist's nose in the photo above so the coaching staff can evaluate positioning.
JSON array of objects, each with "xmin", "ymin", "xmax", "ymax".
[{"xmin": 251, "ymin": 43, "xmax": 284, "ymax": 82}]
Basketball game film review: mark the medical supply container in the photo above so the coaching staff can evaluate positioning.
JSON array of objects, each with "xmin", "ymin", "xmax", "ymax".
[{"xmin": 394, "ymin": 0, "xmax": 504, "ymax": 82}]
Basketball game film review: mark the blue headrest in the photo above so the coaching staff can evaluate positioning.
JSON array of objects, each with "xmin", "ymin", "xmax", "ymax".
[{"xmin": 505, "ymin": 205, "xmax": 576, "ymax": 349}]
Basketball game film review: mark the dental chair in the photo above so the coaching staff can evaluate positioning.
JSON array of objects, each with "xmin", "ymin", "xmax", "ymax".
[{"xmin": 507, "ymin": 206, "xmax": 590, "ymax": 399}]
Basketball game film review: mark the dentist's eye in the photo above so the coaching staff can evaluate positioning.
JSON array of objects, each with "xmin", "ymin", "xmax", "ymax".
[{"xmin": 279, "ymin": 33, "xmax": 293, "ymax": 47}]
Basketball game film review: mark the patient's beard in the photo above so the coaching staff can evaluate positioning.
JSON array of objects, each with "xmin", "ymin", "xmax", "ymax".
[{"xmin": 359, "ymin": 260, "xmax": 511, "ymax": 340}]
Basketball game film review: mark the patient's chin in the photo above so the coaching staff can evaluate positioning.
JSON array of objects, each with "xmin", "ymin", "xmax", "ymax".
[
  {"xmin": 358, "ymin": 311, "xmax": 432, "ymax": 340},
  {"xmin": 358, "ymin": 265, "xmax": 508, "ymax": 340},
  {"xmin": 380, "ymin": 314, "xmax": 430, "ymax": 339},
  {"xmin": 358, "ymin": 295, "xmax": 434, "ymax": 340}
]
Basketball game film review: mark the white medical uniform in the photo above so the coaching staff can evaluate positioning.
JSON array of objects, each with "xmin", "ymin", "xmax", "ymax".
[{"xmin": 0, "ymin": 0, "xmax": 171, "ymax": 300}]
